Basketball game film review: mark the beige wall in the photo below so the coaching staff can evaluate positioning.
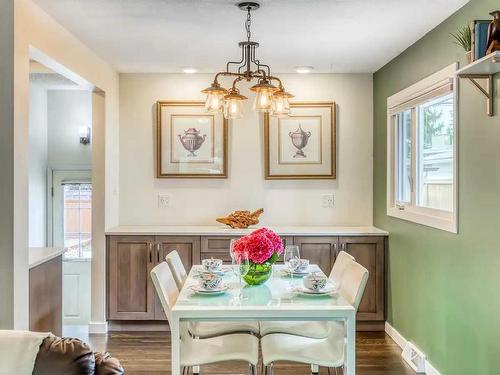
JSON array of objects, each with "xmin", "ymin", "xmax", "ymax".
[
  {"xmin": 12, "ymin": 0, "xmax": 119, "ymax": 330},
  {"xmin": 119, "ymin": 73, "xmax": 373, "ymax": 226},
  {"xmin": 0, "ymin": 0, "xmax": 15, "ymax": 329}
]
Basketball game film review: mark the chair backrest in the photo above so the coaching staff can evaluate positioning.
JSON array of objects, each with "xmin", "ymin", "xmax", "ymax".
[
  {"xmin": 165, "ymin": 250, "xmax": 187, "ymax": 290},
  {"xmin": 150, "ymin": 262, "xmax": 179, "ymax": 322},
  {"xmin": 329, "ymin": 250, "xmax": 355, "ymax": 282},
  {"xmin": 338, "ymin": 260, "xmax": 369, "ymax": 311}
]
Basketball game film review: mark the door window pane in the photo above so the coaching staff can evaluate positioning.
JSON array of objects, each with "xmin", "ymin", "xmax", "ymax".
[
  {"xmin": 63, "ymin": 183, "xmax": 92, "ymax": 259},
  {"xmin": 395, "ymin": 110, "xmax": 412, "ymax": 203},
  {"xmin": 417, "ymin": 93, "xmax": 454, "ymax": 211}
]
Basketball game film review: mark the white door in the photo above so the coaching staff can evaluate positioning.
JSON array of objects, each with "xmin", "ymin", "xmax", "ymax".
[{"xmin": 52, "ymin": 170, "xmax": 92, "ymax": 326}]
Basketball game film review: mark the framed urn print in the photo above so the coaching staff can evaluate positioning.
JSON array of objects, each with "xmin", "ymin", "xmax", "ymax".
[
  {"xmin": 156, "ymin": 101, "xmax": 228, "ymax": 178},
  {"xmin": 264, "ymin": 102, "xmax": 336, "ymax": 179}
]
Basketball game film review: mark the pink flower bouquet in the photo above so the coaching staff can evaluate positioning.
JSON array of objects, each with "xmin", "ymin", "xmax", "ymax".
[{"xmin": 232, "ymin": 228, "xmax": 283, "ymax": 265}]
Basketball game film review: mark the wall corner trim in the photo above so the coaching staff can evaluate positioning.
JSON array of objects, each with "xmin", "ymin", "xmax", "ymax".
[
  {"xmin": 88, "ymin": 321, "xmax": 108, "ymax": 334},
  {"xmin": 385, "ymin": 322, "xmax": 442, "ymax": 375}
]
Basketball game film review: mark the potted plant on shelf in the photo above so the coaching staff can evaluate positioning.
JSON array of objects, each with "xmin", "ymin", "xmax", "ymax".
[
  {"xmin": 232, "ymin": 228, "xmax": 283, "ymax": 285},
  {"xmin": 451, "ymin": 24, "xmax": 472, "ymax": 64}
]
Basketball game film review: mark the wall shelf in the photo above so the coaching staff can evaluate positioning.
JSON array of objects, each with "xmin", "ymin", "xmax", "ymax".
[{"xmin": 455, "ymin": 52, "xmax": 500, "ymax": 116}]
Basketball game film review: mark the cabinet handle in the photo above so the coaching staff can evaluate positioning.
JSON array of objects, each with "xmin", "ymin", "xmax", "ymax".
[
  {"xmin": 333, "ymin": 243, "xmax": 337, "ymax": 250},
  {"xmin": 148, "ymin": 243, "xmax": 153, "ymax": 263},
  {"xmin": 156, "ymin": 244, "xmax": 161, "ymax": 263}
]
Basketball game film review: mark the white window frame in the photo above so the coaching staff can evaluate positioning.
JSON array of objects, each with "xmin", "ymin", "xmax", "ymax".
[{"xmin": 386, "ymin": 63, "xmax": 458, "ymax": 233}]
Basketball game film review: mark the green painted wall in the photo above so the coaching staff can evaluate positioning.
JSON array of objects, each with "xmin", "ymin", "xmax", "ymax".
[{"xmin": 373, "ymin": 0, "xmax": 500, "ymax": 374}]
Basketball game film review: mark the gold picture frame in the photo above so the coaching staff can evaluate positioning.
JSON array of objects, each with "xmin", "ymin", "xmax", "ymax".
[
  {"xmin": 156, "ymin": 101, "xmax": 228, "ymax": 178},
  {"xmin": 264, "ymin": 102, "xmax": 336, "ymax": 180}
]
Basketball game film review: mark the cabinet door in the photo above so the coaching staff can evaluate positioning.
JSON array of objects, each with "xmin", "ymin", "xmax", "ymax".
[
  {"xmin": 154, "ymin": 236, "xmax": 201, "ymax": 320},
  {"xmin": 292, "ymin": 237, "xmax": 338, "ymax": 274},
  {"xmin": 339, "ymin": 236, "xmax": 385, "ymax": 321},
  {"xmin": 108, "ymin": 236, "xmax": 156, "ymax": 320}
]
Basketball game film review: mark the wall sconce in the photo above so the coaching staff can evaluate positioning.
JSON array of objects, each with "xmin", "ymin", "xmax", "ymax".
[{"xmin": 79, "ymin": 126, "xmax": 91, "ymax": 145}]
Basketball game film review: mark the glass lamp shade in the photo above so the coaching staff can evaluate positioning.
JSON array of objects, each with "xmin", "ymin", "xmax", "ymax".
[
  {"xmin": 253, "ymin": 89, "xmax": 274, "ymax": 112},
  {"xmin": 270, "ymin": 88, "xmax": 294, "ymax": 117},
  {"xmin": 204, "ymin": 92, "xmax": 225, "ymax": 113},
  {"xmin": 270, "ymin": 96, "xmax": 290, "ymax": 117},
  {"xmin": 201, "ymin": 84, "xmax": 227, "ymax": 113},
  {"xmin": 250, "ymin": 80, "xmax": 278, "ymax": 113},
  {"xmin": 224, "ymin": 98, "xmax": 244, "ymax": 119}
]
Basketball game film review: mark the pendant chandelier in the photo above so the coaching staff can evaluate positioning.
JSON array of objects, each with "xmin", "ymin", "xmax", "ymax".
[{"xmin": 201, "ymin": 2, "xmax": 293, "ymax": 119}]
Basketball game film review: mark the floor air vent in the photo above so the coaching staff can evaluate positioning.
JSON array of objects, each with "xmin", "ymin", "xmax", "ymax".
[{"xmin": 402, "ymin": 341, "xmax": 426, "ymax": 373}]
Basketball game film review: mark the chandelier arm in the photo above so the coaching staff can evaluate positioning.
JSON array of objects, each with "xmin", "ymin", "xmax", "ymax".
[
  {"xmin": 213, "ymin": 71, "xmax": 245, "ymax": 85},
  {"xmin": 226, "ymin": 45, "xmax": 246, "ymax": 73},
  {"xmin": 249, "ymin": 45, "xmax": 271, "ymax": 76},
  {"xmin": 232, "ymin": 76, "xmax": 244, "ymax": 90},
  {"xmin": 268, "ymin": 75, "xmax": 284, "ymax": 89}
]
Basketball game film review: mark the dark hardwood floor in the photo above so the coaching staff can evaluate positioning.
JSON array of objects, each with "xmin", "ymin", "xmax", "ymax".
[{"xmin": 88, "ymin": 331, "xmax": 414, "ymax": 374}]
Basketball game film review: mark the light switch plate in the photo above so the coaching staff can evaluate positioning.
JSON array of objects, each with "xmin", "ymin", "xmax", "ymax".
[
  {"xmin": 321, "ymin": 194, "xmax": 334, "ymax": 208},
  {"xmin": 158, "ymin": 194, "xmax": 171, "ymax": 208}
]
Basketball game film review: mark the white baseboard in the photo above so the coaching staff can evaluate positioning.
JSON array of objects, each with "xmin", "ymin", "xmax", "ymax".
[
  {"xmin": 424, "ymin": 360, "xmax": 441, "ymax": 375},
  {"xmin": 385, "ymin": 322, "xmax": 442, "ymax": 375},
  {"xmin": 88, "ymin": 321, "xmax": 108, "ymax": 334}
]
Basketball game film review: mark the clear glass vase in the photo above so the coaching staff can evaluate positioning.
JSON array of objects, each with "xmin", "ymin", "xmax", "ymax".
[{"xmin": 243, "ymin": 262, "xmax": 273, "ymax": 285}]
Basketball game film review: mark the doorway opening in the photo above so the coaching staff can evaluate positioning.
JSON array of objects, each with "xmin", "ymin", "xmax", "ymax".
[{"xmin": 28, "ymin": 58, "xmax": 95, "ymax": 339}]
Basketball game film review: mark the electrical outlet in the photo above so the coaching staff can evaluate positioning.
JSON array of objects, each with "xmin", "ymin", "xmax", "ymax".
[
  {"xmin": 321, "ymin": 194, "xmax": 334, "ymax": 208},
  {"xmin": 158, "ymin": 194, "xmax": 171, "ymax": 208}
]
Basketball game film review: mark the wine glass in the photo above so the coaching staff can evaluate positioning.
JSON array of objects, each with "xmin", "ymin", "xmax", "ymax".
[
  {"xmin": 284, "ymin": 245, "xmax": 300, "ymax": 268},
  {"xmin": 230, "ymin": 239, "xmax": 239, "ymax": 278},
  {"xmin": 284, "ymin": 245, "xmax": 300, "ymax": 289},
  {"xmin": 236, "ymin": 251, "xmax": 250, "ymax": 300}
]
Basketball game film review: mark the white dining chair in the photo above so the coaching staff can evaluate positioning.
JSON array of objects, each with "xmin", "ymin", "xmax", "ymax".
[
  {"xmin": 329, "ymin": 250, "xmax": 355, "ymax": 282},
  {"xmin": 259, "ymin": 251, "xmax": 356, "ymax": 339},
  {"xmin": 165, "ymin": 251, "xmax": 188, "ymax": 289},
  {"xmin": 165, "ymin": 251, "xmax": 259, "ymax": 338},
  {"xmin": 261, "ymin": 260, "xmax": 369, "ymax": 375},
  {"xmin": 150, "ymin": 261, "xmax": 259, "ymax": 375}
]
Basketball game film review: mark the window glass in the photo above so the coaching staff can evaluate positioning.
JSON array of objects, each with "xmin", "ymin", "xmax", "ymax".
[
  {"xmin": 395, "ymin": 110, "xmax": 412, "ymax": 203},
  {"xmin": 63, "ymin": 183, "xmax": 92, "ymax": 259},
  {"xmin": 417, "ymin": 93, "xmax": 454, "ymax": 211}
]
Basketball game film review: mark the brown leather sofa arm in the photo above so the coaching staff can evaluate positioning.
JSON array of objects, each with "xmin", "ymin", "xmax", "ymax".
[{"xmin": 32, "ymin": 336, "xmax": 124, "ymax": 375}]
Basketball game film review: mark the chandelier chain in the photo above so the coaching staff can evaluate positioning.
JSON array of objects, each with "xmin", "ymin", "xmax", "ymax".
[{"xmin": 245, "ymin": 7, "xmax": 252, "ymax": 42}]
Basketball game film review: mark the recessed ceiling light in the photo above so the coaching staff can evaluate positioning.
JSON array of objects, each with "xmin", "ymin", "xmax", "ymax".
[
  {"xmin": 295, "ymin": 66, "xmax": 314, "ymax": 74},
  {"xmin": 182, "ymin": 67, "xmax": 198, "ymax": 74}
]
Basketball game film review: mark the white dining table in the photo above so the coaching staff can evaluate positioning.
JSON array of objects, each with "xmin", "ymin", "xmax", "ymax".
[{"xmin": 170, "ymin": 264, "xmax": 356, "ymax": 375}]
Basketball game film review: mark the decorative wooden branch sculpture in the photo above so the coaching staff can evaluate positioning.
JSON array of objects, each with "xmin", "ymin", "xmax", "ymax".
[{"xmin": 216, "ymin": 208, "xmax": 264, "ymax": 229}]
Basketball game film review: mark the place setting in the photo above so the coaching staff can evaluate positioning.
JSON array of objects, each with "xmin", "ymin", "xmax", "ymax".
[
  {"xmin": 294, "ymin": 272, "xmax": 340, "ymax": 297},
  {"xmin": 190, "ymin": 258, "xmax": 232, "ymax": 295}
]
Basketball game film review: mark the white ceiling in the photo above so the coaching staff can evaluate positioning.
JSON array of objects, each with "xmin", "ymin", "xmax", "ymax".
[{"xmin": 33, "ymin": 0, "xmax": 468, "ymax": 73}]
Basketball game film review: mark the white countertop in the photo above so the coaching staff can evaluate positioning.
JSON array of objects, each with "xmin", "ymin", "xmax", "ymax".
[
  {"xmin": 29, "ymin": 247, "xmax": 65, "ymax": 269},
  {"xmin": 105, "ymin": 225, "xmax": 388, "ymax": 236}
]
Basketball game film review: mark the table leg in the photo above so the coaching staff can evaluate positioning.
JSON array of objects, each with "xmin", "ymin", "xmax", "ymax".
[
  {"xmin": 171, "ymin": 312, "xmax": 181, "ymax": 375},
  {"xmin": 345, "ymin": 313, "xmax": 356, "ymax": 375}
]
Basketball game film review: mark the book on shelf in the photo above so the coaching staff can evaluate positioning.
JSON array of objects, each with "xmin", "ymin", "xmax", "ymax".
[{"xmin": 471, "ymin": 20, "xmax": 491, "ymax": 61}]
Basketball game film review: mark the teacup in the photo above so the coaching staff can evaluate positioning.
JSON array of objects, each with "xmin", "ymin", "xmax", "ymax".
[
  {"xmin": 199, "ymin": 273, "xmax": 223, "ymax": 290},
  {"xmin": 202, "ymin": 258, "xmax": 223, "ymax": 272},
  {"xmin": 288, "ymin": 258, "xmax": 309, "ymax": 273},
  {"xmin": 303, "ymin": 273, "xmax": 328, "ymax": 291}
]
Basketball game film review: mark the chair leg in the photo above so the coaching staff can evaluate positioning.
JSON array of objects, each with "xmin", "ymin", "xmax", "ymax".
[
  {"xmin": 191, "ymin": 365, "xmax": 199, "ymax": 374},
  {"xmin": 265, "ymin": 363, "xmax": 274, "ymax": 375},
  {"xmin": 311, "ymin": 364, "xmax": 320, "ymax": 374}
]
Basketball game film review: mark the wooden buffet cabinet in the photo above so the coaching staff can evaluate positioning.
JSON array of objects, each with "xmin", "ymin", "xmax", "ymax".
[{"xmin": 106, "ymin": 227, "xmax": 387, "ymax": 331}]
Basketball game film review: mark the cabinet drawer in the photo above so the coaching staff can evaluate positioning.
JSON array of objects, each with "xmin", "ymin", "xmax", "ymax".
[{"xmin": 201, "ymin": 236, "xmax": 238, "ymax": 263}]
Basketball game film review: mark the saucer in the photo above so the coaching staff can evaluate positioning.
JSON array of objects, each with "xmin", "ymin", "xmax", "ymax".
[
  {"xmin": 197, "ymin": 266, "xmax": 231, "ymax": 276},
  {"xmin": 295, "ymin": 285, "xmax": 337, "ymax": 296},
  {"xmin": 190, "ymin": 284, "xmax": 229, "ymax": 295},
  {"xmin": 283, "ymin": 268, "xmax": 310, "ymax": 277}
]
